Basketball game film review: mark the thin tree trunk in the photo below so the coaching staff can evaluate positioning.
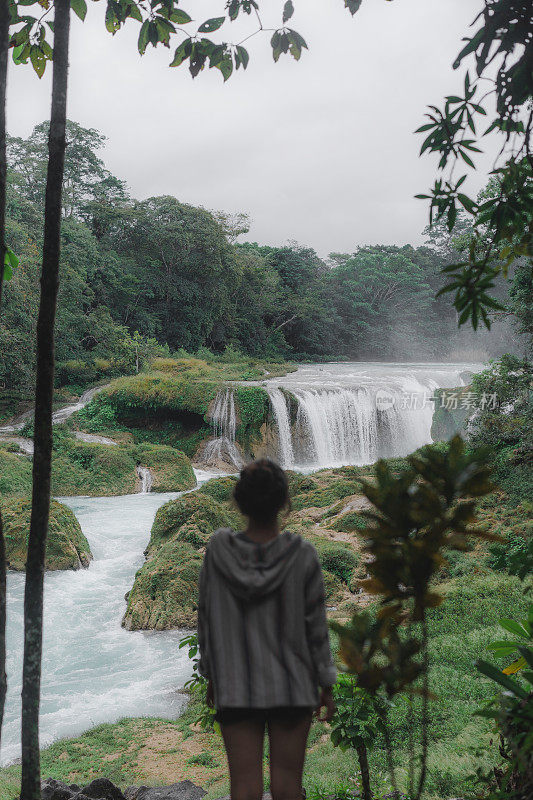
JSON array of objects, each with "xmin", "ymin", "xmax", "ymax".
[
  {"xmin": 0, "ymin": 0, "xmax": 11, "ymax": 751},
  {"xmin": 20, "ymin": 2, "xmax": 71, "ymax": 797},
  {"xmin": 357, "ymin": 743, "xmax": 373, "ymax": 800}
]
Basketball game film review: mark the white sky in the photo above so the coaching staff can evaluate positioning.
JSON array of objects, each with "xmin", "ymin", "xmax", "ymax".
[{"xmin": 10, "ymin": 0, "xmax": 496, "ymax": 255}]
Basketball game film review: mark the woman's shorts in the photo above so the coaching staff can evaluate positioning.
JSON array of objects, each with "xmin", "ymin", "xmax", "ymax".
[{"xmin": 215, "ymin": 706, "xmax": 313, "ymax": 727}]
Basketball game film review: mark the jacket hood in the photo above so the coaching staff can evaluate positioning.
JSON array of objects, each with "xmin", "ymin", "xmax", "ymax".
[{"xmin": 209, "ymin": 528, "xmax": 302, "ymax": 601}]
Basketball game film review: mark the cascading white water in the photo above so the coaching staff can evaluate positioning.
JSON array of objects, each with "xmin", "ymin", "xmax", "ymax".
[
  {"xmin": 264, "ymin": 362, "xmax": 480, "ymax": 469},
  {"xmin": 267, "ymin": 389, "xmax": 294, "ymax": 468},
  {"xmin": 136, "ymin": 466, "xmax": 152, "ymax": 493},
  {"xmin": 203, "ymin": 389, "xmax": 243, "ymax": 467},
  {"xmin": 292, "ymin": 387, "xmax": 378, "ymax": 466}
]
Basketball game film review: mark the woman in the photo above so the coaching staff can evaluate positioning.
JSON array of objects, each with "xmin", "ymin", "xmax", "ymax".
[{"xmin": 197, "ymin": 458, "xmax": 337, "ymax": 800}]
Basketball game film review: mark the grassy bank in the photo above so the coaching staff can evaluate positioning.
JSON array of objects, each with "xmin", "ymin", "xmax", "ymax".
[{"xmin": 0, "ymin": 434, "xmax": 196, "ymax": 499}]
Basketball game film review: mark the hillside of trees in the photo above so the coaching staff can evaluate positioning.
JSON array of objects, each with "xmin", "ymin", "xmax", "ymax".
[{"xmin": 1, "ymin": 120, "xmax": 523, "ymax": 409}]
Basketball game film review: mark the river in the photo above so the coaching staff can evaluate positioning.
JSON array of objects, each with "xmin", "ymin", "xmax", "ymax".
[
  {"xmin": 1, "ymin": 490, "xmax": 199, "ymax": 766},
  {"xmin": 1, "ymin": 362, "xmax": 482, "ymax": 766}
]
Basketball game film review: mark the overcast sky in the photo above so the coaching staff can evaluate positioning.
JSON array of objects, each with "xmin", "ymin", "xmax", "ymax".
[{"xmin": 10, "ymin": 0, "xmax": 496, "ymax": 255}]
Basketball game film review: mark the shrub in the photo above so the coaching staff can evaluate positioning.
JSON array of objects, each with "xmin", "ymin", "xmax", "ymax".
[
  {"xmin": 315, "ymin": 542, "xmax": 359, "ymax": 585},
  {"xmin": 331, "ymin": 511, "xmax": 367, "ymax": 533}
]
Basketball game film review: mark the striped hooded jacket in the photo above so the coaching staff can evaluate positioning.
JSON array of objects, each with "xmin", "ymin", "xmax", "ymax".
[{"xmin": 197, "ymin": 528, "xmax": 337, "ymax": 709}]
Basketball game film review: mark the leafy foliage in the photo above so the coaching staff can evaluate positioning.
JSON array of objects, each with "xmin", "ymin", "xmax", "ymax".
[
  {"xmin": 8, "ymin": 0, "xmax": 361, "ymax": 81},
  {"xmin": 416, "ymin": 1, "xmax": 533, "ymax": 330},
  {"xmin": 475, "ymin": 606, "xmax": 533, "ymax": 799}
]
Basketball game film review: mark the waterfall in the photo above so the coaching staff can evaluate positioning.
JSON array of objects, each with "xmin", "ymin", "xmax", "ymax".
[
  {"xmin": 136, "ymin": 466, "xmax": 152, "ymax": 493},
  {"xmin": 267, "ymin": 389, "xmax": 294, "ymax": 468},
  {"xmin": 292, "ymin": 388, "xmax": 379, "ymax": 467},
  {"xmin": 204, "ymin": 389, "xmax": 243, "ymax": 467},
  {"xmin": 262, "ymin": 363, "xmax": 477, "ymax": 470}
]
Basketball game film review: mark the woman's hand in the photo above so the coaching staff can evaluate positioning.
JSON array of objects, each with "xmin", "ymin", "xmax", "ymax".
[
  {"xmin": 206, "ymin": 678, "xmax": 215, "ymax": 708},
  {"xmin": 315, "ymin": 687, "xmax": 336, "ymax": 722}
]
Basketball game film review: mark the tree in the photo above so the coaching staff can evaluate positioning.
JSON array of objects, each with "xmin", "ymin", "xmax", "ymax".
[
  {"xmin": 7, "ymin": 120, "xmax": 128, "ymax": 219},
  {"xmin": 0, "ymin": 0, "xmax": 9, "ymax": 757},
  {"xmin": 415, "ymin": 0, "xmax": 533, "ymax": 330},
  {"xmin": 327, "ymin": 246, "xmax": 434, "ymax": 358},
  {"xmin": 20, "ymin": 1, "xmax": 71, "ymax": 797}
]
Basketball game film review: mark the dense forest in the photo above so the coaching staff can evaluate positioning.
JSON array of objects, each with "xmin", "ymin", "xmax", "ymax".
[{"xmin": 1, "ymin": 120, "xmax": 525, "ymax": 405}]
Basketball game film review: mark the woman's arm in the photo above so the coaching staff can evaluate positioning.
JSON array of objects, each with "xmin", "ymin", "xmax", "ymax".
[
  {"xmin": 197, "ymin": 547, "xmax": 211, "ymax": 680},
  {"xmin": 304, "ymin": 549, "xmax": 337, "ymax": 690}
]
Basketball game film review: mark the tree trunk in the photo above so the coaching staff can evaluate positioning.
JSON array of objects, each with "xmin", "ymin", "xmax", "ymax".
[
  {"xmin": 357, "ymin": 743, "xmax": 373, "ymax": 800},
  {"xmin": 0, "ymin": 0, "xmax": 11, "ymax": 750},
  {"xmin": 20, "ymin": 2, "xmax": 71, "ymax": 797}
]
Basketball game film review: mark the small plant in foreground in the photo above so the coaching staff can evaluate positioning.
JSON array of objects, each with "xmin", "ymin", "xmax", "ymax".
[
  {"xmin": 475, "ymin": 606, "xmax": 533, "ymax": 799},
  {"xmin": 330, "ymin": 675, "xmax": 384, "ymax": 800},
  {"xmin": 179, "ymin": 632, "xmax": 217, "ymax": 732}
]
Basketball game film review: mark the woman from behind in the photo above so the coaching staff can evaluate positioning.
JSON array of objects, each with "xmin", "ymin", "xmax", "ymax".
[{"xmin": 197, "ymin": 458, "xmax": 336, "ymax": 800}]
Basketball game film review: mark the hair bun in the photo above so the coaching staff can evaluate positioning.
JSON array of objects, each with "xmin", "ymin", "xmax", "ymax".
[{"xmin": 233, "ymin": 458, "xmax": 289, "ymax": 524}]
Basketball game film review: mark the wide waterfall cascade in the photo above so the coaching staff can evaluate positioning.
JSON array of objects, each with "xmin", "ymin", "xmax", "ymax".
[
  {"xmin": 264, "ymin": 362, "xmax": 480, "ymax": 470},
  {"xmin": 267, "ymin": 389, "xmax": 294, "ymax": 468},
  {"xmin": 204, "ymin": 388, "xmax": 243, "ymax": 467}
]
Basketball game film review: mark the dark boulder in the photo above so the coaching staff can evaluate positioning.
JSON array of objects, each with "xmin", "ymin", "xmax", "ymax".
[
  {"xmin": 42, "ymin": 779, "xmax": 204, "ymax": 800},
  {"xmin": 124, "ymin": 784, "xmax": 206, "ymax": 800}
]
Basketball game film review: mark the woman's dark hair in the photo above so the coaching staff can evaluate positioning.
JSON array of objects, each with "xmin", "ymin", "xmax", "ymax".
[{"xmin": 233, "ymin": 458, "xmax": 290, "ymax": 523}]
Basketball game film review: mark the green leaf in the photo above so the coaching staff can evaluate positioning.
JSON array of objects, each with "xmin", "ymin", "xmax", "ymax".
[
  {"xmin": 171, "ymin": 9, "xmax": 192, "ymax": 24},
  {"xmin": 12, "ymin": 43, "xmax": 29, "ymax": 65},
  {"xmin": 29, "ymin": 44, "xmax": 45, "ymax": 78},
  {"xmin": 235, "ymin": 45, "xmax": 249, "ymax": 70},
  {"xmin": 345, "ymin": 0, "xmax": 362, "ymax": 14},
  {"xmin": 283, "ymin": 1, "xmax": 294, "ymax": 23},
  {"xmin": 71, "ymin": 0, "xmax": 87, "ymax": 22},
  {"xmin": 499, "ymin": 619, "xmax": 529, "ymax": 638},
  {"xmin": 198, "ymin": 17, "xmax": 225, "ymax": 33},
  {"xmin": 3, "ymin": 247, "xmax": 19, "ymax": 281},
  {"xmin": 170, "ymin": 38, "xmax": 192, "ymax": 67},
  {"xmin": 138, "ymin": 19, "xmax": 149, "ymax": 54},
  {"xmin": 475, "ymin": 659, "xmax": 528, "ymax": 699}
]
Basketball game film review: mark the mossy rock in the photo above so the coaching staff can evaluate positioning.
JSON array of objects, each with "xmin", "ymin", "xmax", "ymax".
[
  {"xmin": 176, "ymin": 522, "xmax": 210, "ymax": 549},
  {"xmin": 0, "ymin": 447, "xmax": 32, "ymax": 497},
  {"xmin": 198, "ymin": 475, "xmax": 238, "ymax": 503},
  {"xmin": 51, "ymin": 441, "xmax": 138, "ymax": 496},
  {"xmin": 148, "ymin": 492, "xmax": 233, "ymax": 554},
  {"xmin": 3, "ymin": 497, "xmax": 92, "ymax": 571},
  {"xmin": 291, "ymin": 479, "xmax": 361, "ymax": 511},
  {"xmin": 431, "ymin": 386, "xmax": 473, "ymax": 442},
  {"xmin": 133, "ymin": 443, "xmax": 196, "ymax": 492},
  {"xmin": 286, "ymin": 472, "xmax": 319, "ymax": 498},
  {"xmin": 122, "ymin": 540, "xmax": 202, "ymax": 630}
]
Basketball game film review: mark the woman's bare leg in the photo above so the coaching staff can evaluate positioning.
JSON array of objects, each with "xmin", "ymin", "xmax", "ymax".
[
  {"xmin": 268, "ymin": 711, "xmax": 313, "ymax": 800},
  {"xmin": 220, "ymin": 718, "xmax": 265, "ymax": 800}
]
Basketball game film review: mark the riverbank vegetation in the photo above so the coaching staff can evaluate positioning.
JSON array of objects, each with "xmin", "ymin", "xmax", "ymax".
[
  {"xmin": 0, "ymin": 432, "xmax": 196, "ymax": 499},
  {"xmin": 2, "ymin": 118, "xmax": 524, "ymax": 425}
]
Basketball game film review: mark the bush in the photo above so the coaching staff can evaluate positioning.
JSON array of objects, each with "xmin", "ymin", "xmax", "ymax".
[
  {"xmin": 315, "ymin": 542, "xmax": 359, "ymax": 585},
  {"xmin": 331, "ymin": 511, "xmax": 367, "ymax": 533}
]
